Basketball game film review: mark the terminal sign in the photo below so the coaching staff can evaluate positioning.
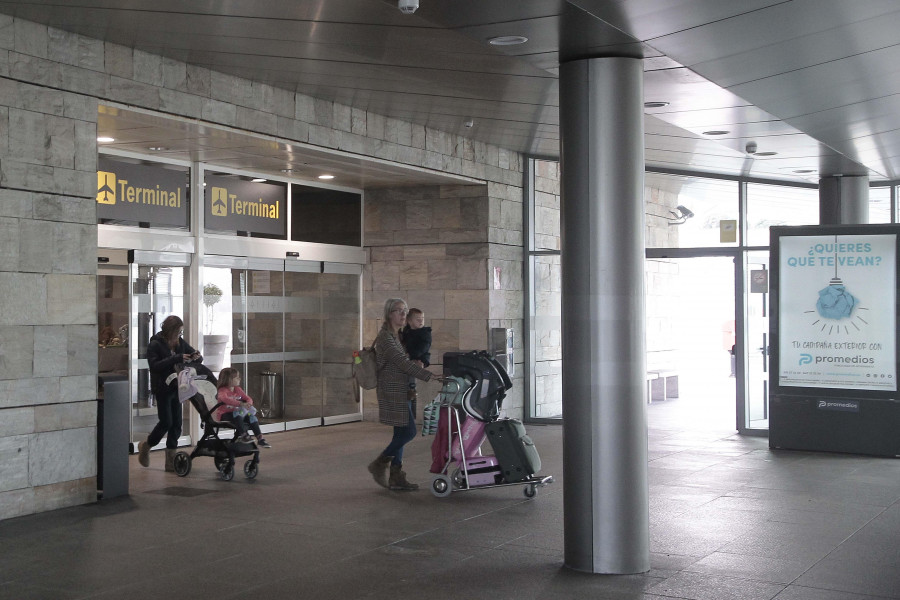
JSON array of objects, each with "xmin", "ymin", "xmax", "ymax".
[
  {"xmin": 205, "ymin": 174, "xmax": 286, "ymax": 237},
  {"xmin": 96, "ymin": 158, "xmax": 189, "ymax": 227}
]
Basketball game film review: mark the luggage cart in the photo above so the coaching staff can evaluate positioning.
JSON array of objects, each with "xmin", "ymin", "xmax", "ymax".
[{"xmin": 430, "ymin": 378, "xmax": 553, "ymax": 498}]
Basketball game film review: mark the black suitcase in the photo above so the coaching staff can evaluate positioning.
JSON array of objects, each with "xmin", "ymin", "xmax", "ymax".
[{"xmin": 485, "ymin": 418, "xmax": 541, "ymax": 483}]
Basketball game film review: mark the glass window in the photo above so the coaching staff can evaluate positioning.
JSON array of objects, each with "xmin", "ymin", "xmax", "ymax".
[
  {"xmin": 534, "ymin": 160, "xmax": 560, "ymax": 251},
  {"xmin": 645, "ymin": 173, "xmax": 739, "ymax": 248},
  {"xmin": 533, "ymin": 255, "xmax": 561, "ymax": 418},
  {"xmin": 291, "ymin": 184, "xmax": 361, "ymax": 246},
  {"xmin": 746, "ymin": 183, "xmax": 818, "ymax": 246},
  {"xmin": 870, "ymin": 186, "xmax": 892, "ymax": 224}
]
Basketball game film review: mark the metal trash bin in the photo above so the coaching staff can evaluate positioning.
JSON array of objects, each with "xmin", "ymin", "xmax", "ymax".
[
  {"xmin": 259, "ymin": 371, "xmax": 279, "ymax": 419},
  {"xmin": 97, "ymin": 374, "xmax": 129, "ymax": 500}
]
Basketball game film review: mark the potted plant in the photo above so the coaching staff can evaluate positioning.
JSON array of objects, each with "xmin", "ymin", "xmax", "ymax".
[{"xmin": 202, "ymin": 283, "xmax": 228, "ymax": 371}]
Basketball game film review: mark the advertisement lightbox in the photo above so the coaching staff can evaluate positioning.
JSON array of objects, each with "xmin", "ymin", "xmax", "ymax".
[{"xmin": 771, "ymin": 225, "xmax": 899, "ymax": 395}]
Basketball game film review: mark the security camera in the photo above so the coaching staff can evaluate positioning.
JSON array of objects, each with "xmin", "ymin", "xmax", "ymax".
[
  {"xmin": 676, "ymin": 205, "xmax": 694, "ymax": 219},
  {"xmin": 745, "ymin": 141, "xmax": 758, "ymax": 155},
  {"xmin": 398, "ymin": 0, "xmax": 419, "ymax": 14}
]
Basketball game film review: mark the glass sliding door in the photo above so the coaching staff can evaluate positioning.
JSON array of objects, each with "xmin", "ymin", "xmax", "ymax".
[
  {"xmin": 321, "ymin": 263, "xmax": 362, "ymax": 424},
  {"xmin": 284, "ymin": 261, "xmax": 323, "ymax": 428},
  {"xmin": 203, "ymin": 256, "xmax": 362, "ymax": 432},
  {"xmin": 129, "ymin": 250, "xmax": 192, "ymax": 448}
]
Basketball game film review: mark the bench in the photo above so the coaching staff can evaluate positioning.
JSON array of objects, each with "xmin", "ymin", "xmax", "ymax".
[{"xmin": 646, "ymin": 369, "xmax": 678, "ymax": 403}]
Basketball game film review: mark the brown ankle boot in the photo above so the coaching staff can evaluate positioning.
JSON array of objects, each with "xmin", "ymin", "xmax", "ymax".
[
  {"xmin": 165, "ymin": 449, "xmax": 177, "ymax": 472},
  {"xmin": 389, "ymin": 464, "xmax": 418, "ymax": 491},
  {"xmin": 367, "ymin": 454, "xmax": 393, "ymax": 488},
  {"xmin": 138, "ymin": 440, "xmax": 151, "ymax": 468}
]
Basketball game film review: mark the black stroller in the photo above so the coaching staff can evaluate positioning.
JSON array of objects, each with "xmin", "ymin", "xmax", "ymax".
[{"xmin": 170, "ymin": 364, "xmax": 260, "ymax": 481}]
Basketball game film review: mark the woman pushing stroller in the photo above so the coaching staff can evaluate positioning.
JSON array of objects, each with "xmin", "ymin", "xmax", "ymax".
[{"xmin": 138, "ymin": 315, "xmax": 200, "ymax": 471}]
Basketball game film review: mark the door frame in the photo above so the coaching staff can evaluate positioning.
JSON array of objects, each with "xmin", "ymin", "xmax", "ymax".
[{"xmin": 645, "ymin": 247, "xmax": 763, "ymax": 435}]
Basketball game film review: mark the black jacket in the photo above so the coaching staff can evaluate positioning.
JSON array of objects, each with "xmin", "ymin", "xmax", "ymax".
[
  {"xmin": 147, "ymin": 332, "xmax": 200, "ymax": 398},
  {"xmin": 400, "ymin": 326, "xmax": 432, "ymax": 367}
]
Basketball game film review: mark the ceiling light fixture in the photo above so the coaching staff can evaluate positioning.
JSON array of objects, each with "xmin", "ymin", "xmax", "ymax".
[
  {"xmin": 97, "ymin": 136, "xmax": 115, "ymax": 143},
  {"xmin": 702, "ymin": 130, "xmax": 730, "ymax": 136},
  {"xmin": 148, "ymin": 146, "xmax": 168, "ymax": 151},
  {"xmin": 280, "ymin": 169, "xmax": 294, "ymax": 173},
  {"xmin": 251, "ymin": 178, "xmax": 266, "ymax": 183},
  {"xmin": 754, "ymin": 151, "xmax": 778, "ymax": 157},
  {"xmin": 318, "ymin": 174, "xmax": 335, "ymax": 180},
  {"xmin": 644, "ymin": 101, "xmax": 669, "ymax": 108},
  {"xmin": 793, "ymin": 169, "xmax": 816, "ymax": 174},
  {"xmin": 488, "ymin": 35, "xmax": 528, "ymax": 46}
]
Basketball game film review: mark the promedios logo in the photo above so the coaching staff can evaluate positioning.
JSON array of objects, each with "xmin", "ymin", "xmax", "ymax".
[{"xmin": 799, "ymin": 353, "xmax": 874, "ymax": 366}]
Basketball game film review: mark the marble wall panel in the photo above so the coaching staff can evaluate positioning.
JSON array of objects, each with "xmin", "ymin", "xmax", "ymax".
[
  {"xmin": 34, "ymin": 400, "xmax": 95, "ymax": 432},
  {"xmin": 29, "ymin": 427, "xmax": 95, "ymax": 486},
  {"xmin": 0, "ymin": 407, "xmax": 32, "ymax": 437},
  {"xmin": 0, "ymin": 434, "xmax": 29, "ymax": 492}
]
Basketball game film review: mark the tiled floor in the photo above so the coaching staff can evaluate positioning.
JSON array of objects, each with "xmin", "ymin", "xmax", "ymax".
[{"xmin": 2, "ymin": 390, "xmax": 900, "ymax": 600}]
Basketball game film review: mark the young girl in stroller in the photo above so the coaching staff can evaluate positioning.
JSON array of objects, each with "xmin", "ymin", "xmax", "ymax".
[{"xmin": 215, "ymin": 368, "xmax": 272, "ymax": 448}]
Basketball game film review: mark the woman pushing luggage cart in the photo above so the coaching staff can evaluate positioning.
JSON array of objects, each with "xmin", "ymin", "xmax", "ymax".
[{"xmin": 429, "ymin": 351, "xmax": 553, "ymax": 498}]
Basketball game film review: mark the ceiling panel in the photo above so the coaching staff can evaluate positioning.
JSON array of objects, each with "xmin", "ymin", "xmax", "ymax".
[{"xmin": 3, "ymin": 0, "xmax": 899, "ymax": 183}]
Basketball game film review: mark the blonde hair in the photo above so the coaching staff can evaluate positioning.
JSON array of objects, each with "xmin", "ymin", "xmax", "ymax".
[
  {"xmin": 382, "ymin": 297, "xmax": 406, "ymax": 323},
  {"xmin": 217, "ymin": 367, "xmax": 240, "ymax": 389}
]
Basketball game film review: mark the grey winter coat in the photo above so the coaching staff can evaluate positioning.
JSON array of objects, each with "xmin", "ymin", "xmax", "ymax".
[{"xmin": 375, "ymin": 323, "xmax": 434, "ymax": 426}]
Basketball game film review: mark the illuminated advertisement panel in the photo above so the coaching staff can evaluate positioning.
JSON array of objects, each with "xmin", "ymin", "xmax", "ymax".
[{"xmin": 777, "ymin": 232, "xmax": 896, "ymax": 391}]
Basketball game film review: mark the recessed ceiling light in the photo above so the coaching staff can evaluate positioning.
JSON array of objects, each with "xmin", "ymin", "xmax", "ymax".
[
  {"xmin": 97, "ymin": 136, "xmax": 115, "ymax": 143},
  {"xmin": 488, "ymin": 35, "xmax": 528, "ymax": 46},
  {"xmin": 754, "ymin": 151, "xmax": 777, "ymax": 157},
  {"xmin": 702, "ymin": 130, "xmax": 730, "ymax": 136},
  {"xmin": 280, "ymin": 169, "xmax": 294, "ymax": 173},
  {"xmin": 644, "ymin": 102, "xmax": 669, "ymax": 108},
  {"xmin": 147, "ymin": 146, "xmax": 168, "ymax": 151},
  {"xmin": 318, "ymin": 174, "xmax": 335, "ymax": 180},
  {"xmin": 793, "ymin": 169, "xmax": 816, "ymax": 174},
  {"xmin": 251, "ymin": 178, "xmax": 266, "ymax": 183}
]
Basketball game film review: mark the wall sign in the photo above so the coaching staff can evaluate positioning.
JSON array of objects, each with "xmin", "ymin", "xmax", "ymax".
[
  {"xmin": 205, "ymin": 174, "xmax": 286, "ymax": 237},
  {"xmin": 777, "ymin": 233, "xmax": 896, "ymax": 391},
  {"xmin": 96, "ymin": 157, "xmax": 190, "ymax": 227}
]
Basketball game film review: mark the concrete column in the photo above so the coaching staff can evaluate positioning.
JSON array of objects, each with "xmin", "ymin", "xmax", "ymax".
[
  {"xmin": 820, "ymin": 175, "xmax": 869, "ymax": 224},
  {"xmin": 559, "ymin": 57, "xmax": 650, "ymax": 574}
]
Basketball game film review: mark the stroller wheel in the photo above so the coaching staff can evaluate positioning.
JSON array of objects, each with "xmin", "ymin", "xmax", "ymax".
[
  {"xmin": 431, "ymin": 475, "xmax": 452, "ymax": 498},
  {"xmin": 243, "ymin": 460, "xmax": 259, "ymax": 480},
  {"xmin": 173, "ymin": 452, "xmax": 191, "ymax": 477},
  {"xmin": 220, "ymin": 463, "xmax": 235, "ymax": 481},
  {"xmin": 214, "ymin": 456, "xmax": 227, "ymax": 472},
  {"xmin": 523, "ymin": 484, "xmax": 537, "ymax": 498}
]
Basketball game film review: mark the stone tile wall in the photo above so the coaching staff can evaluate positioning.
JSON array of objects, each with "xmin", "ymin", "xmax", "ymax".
[
  {"xmin": 362, "ymin": 183, "xmax": 524, "ymax": 421},
  {"xmin": 0, "ymin": 15, "xmax": 526, "ymax": 519}
]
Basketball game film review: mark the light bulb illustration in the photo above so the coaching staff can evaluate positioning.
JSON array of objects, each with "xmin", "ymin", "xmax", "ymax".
[{"xmin": 804, "ymin": 235, "xmax": 868, "ymax": 334}]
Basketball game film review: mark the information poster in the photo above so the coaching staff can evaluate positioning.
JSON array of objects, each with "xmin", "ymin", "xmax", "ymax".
[{"xmin": 778, "ymin": 234, "xmax": 896, "ymax": 391}]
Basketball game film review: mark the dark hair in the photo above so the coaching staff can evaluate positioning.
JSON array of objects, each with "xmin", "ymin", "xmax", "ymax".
[
  {"xmin": 160, "ymin": 315, "xmax": 184, "ymax": 349},
  {"xmin": 217, "ymin": 367, "xmax": 240, "ymax": 389},
  {"xmin": 407, "ymin": 308, "xmax": 423, "ymax": 319}
]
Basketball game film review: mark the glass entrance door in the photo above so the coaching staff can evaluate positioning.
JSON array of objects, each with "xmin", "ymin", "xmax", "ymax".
[
  {"xmin": 201, "ymin": 256, "xmax": 362, "ymax": 432},
  {"xmin": 645, "ymin": 255, "xmax": 738, "ymax": 430},
  {"xmin": 745, "ymin": 251, "xmax": 770, "ymax": 430}
]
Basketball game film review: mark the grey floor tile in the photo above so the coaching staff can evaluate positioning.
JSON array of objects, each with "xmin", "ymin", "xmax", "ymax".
[{"xmin": 3, "ymin": 400, "xmax": 900, "ymax": 600}]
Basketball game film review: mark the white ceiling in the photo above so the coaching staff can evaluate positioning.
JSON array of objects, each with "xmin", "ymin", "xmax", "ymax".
[{"xmin": 4, "ymin": 0, "xmax": 900, "ymax": 185}]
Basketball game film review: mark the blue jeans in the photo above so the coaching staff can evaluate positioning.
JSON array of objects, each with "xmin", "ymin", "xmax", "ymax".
[
  {"xmin": 147, "ymin": 391, "xmax": 182, "ymax": 449},
  {"xmin": 383, "ymin": 401, "xmax": 416, "ymax": 466},
  {"xmin": 221, "ymin": 413, "xmax": 262, "ymax": 438}
]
